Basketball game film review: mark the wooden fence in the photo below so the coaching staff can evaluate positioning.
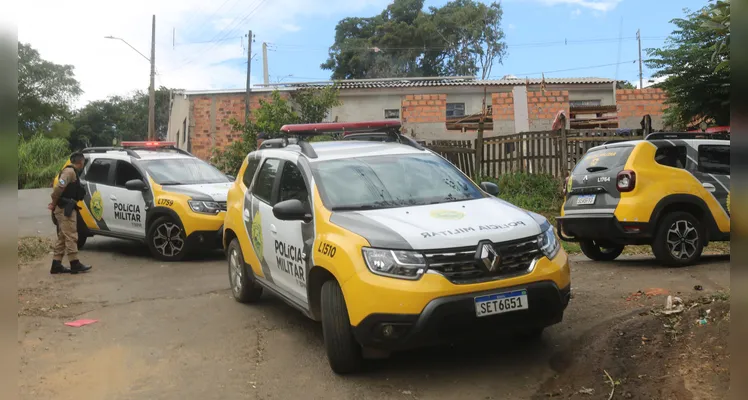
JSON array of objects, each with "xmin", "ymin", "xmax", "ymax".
[{"xmin": 424, "ymin": 129, "xmax": 644, "ymax": 178}]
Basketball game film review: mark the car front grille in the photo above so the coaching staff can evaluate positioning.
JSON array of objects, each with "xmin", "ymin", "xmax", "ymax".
[{"xmin": 424, "ymin": 236, "xmax": 542, "ymax": 284}]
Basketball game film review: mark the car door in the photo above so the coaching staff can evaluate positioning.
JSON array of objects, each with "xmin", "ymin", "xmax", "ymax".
[
  {"xmin": 80, "ymin": 158, "xmax": 117, "ymax": 232},
  {"xmin": 695, "ymin": 143, "xmax": 730, "ymax": 217},
  {"xmin": 107, "ymin": 160, "xmax": 148, "ymax": 237},
  {"xmin": 247, "ymin": 157, "xmax": 283, "ymax": 288},
  {"xmin": 270, "ymin": 159, "xmax": 312, "ymax": 304}
]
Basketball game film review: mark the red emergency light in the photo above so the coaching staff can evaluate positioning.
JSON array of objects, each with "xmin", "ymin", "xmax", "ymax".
[
  {"xmin": 121, "ymin": 141, "xmax": 177, "ymax": 147},
  {"xmin": 280, "ymin": 120, "xmax": 401, "ymax": 135}
]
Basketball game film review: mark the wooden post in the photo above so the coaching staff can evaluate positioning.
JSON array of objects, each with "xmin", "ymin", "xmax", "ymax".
[
  {"xmin": 475, "ymin": 86, "xmax": 487, "ymax": 180},
  {"xmin": 560, "ymin": 114, "xmax": 569, "ymax": 177}
]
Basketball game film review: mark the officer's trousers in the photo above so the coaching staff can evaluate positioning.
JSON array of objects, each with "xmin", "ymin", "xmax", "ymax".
[{"xmin": 53, "ymin": 207, "xmax": 78, "ymax": 262}]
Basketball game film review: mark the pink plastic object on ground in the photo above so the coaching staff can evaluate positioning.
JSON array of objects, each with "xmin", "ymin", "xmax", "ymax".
[{"xmin": 64, "ymin": 319, "xmax": 98, "ymax": 327}]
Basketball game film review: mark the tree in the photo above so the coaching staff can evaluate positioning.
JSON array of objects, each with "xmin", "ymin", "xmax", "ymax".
[
  {"xmin": 321, "ymin": 0, "xmax": 506, "ymax": 80},
  {"xmin": 18, "ymin": 42, "xmax": 82, "ymax": 138},
  {"xmin": 645, "ymin": 1, "xmax": 730, "ymax": 128},
  {"xmin": 616, "ymin": 81, "xmax": 637, "ymax": 90}
]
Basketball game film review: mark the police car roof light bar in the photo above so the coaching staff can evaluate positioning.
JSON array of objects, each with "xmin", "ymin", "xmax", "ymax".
[
  {"xmin": 120, "ymin": 141, "xmax": 194, "ymax": 156},
  {"xmin": 645, "ymin": 132, "xmax": 730, "ymax": 141}
]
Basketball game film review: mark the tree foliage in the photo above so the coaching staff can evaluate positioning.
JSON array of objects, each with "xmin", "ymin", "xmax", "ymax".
[
  {"xmin": 211, "ymin": 88, "xmax": 341, "ymax": 175},
  {"xmin": 322, "ymin": 0, "xmax": 506, "ymax": 79},
  {"xmin": 645, "ymin": 1, "xmax": 730, "ymax": 128},
  {"xmin": 18, "ymin": 42, "xmax": 82, "ymax": 138}
]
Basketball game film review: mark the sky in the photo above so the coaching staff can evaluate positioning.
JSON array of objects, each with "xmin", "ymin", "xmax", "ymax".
[{"xmin": 16, "ymin": 0, "xmax": 709, "ymax": 108}]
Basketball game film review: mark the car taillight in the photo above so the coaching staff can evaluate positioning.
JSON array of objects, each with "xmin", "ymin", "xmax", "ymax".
[
  {"xmin": 563, "ymin": 176, "xmax": 569, "ymax": 195},
  {"xmin": 617, "ymin": 170, "xmax": 636, "ymax": 192}
]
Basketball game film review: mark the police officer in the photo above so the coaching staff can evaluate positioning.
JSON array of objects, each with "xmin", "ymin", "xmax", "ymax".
[{"xmin": 48, "ymin": 152, "xmax": 92, "ymax": 275}]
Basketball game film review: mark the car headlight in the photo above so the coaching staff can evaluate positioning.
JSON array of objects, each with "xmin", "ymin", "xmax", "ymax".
[
  {"xmin": 362, "ymin": 248, "xmax": 427, "ymax": 280},
  {"xmin": 188, "ymin": 200, "xmax": 222, "ymax": 214},
  {"xmin": 537, "ymin": 225, "xmax": 560, "ymax": 260}
]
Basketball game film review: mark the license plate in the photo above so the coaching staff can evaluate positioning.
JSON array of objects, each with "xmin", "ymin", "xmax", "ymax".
[
  {"xmin": 474, "ymin": 289, "xmax": 529, "ymax": 317},
  {"xmin": 576, "ymin": 194, "xmax": 596, "ymax": 205}
]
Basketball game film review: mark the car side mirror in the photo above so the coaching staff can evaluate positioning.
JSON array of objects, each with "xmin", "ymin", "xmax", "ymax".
[
  {"xmin": 125, "ymin": 179, "xmax": 148, "ymax": 192},
  {"xmin": 272, "ymin": 199, "xmax": 312, "ymax": 222},
  {"xmin": 480, "ymin": 181, "xmax": 500, "ymax": 196}
]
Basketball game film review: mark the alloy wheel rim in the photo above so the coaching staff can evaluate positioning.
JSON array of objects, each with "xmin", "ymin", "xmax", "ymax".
[
  {"xmin": 230, "ymin": 248, "xmax": 243, "ymax": 294},
  {"xmin": 153, "ymin": 222, "xmax": 185, "ymax": 257},
  {"xmin": 666, "ymin": 220, "xmax": 698, "ymax": 260}
]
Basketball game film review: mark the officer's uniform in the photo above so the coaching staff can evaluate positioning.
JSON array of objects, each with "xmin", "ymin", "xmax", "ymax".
[{"xmin": 50, "ymin": 165, "xmax": 91, "ymax": 274}]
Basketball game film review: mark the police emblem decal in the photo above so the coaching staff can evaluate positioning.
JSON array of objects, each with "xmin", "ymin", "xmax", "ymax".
[{"xmin": 90, "ymin": 190, "xmax": 104, "ymax": 221}]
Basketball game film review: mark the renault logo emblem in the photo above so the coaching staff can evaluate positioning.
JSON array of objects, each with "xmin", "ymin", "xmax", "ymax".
[{"xmin": 475, "ymin": 240, "xmax": 501, "ymax": 272}]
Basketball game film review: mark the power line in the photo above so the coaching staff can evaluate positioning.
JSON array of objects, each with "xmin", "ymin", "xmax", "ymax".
[{"xmin": 490, "ymin": 60, "xmax": 638, "ymax": 78}]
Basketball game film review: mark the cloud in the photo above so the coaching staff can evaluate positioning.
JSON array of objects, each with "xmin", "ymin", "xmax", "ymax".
[
  {"xmin": 534, "ymin": 0, "xmax": 622, "ymax": 12},
  {"xmin": 17, "ymin": 0, "xmax": 388, "ymax": 108},
  {"xmin": 571, "ymin": 8, "xmax": 582, "ymax": 17},
  {"xmin": 507, "ymin": 23, "xmax": 517, "ymax": 30}
]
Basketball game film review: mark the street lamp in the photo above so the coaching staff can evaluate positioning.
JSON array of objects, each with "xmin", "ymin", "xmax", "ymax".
[{"xmin": 104, "ymin": 15, "xmax": 157, "ymax": 140}]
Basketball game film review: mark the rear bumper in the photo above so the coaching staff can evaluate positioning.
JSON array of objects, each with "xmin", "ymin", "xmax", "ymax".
[
  {"xmin": 351, "ymin": 281, "xmax": 570, "ymax": 352},
  {"xmin": 556, "ymin": 214, "xmax": 650, "ymax": 245}
]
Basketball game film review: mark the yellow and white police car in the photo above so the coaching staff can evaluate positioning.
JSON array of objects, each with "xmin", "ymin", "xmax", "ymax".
[
  {"xmin": 54, "ymin": 141, "xmax": 233, "ymax": 261},
  {"xmin": 223, "ymin": 121, "xmax": 571, "ymax": 374}
]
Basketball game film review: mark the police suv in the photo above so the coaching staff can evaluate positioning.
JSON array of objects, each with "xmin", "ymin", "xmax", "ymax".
[
  {"xmin": 223, "ymin": 121, "xmax": 571, "ymax": 374},
  {"xmin": 54, "ymin": 141, "xmax": 233, "ymax": 261}
]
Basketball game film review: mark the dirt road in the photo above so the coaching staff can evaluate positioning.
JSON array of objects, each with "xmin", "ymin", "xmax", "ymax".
[{"xmin": 18, "ymin": 190, "xmax": 730, "ymax": 400}]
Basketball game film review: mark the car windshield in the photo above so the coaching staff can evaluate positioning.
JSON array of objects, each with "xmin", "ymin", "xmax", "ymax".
[
  {"xmin": 141, "ymin": 158, "xmax": 230, "ymax": 185},
  {"xmin": 573, "ymin": 146, "xmax": 635, "ymax": 173},
  {"xmin": 311, "ymin": 153, "xmax": 484, "ymax": 211}
]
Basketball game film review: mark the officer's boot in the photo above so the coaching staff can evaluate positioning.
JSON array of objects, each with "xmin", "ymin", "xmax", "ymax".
[
  {"xmin": 50, "ymin": 260, "xmax": 71, "ymax": 274},
  {"xmin": 70, "ymin": 260, "xmax": 92, "ymax": 274}
]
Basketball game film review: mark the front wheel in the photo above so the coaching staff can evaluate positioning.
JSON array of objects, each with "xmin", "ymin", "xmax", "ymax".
[
  {"xmin": 579, "ymin": 240, "xmax": 625, "ymax": 261},
  {"xmin": 321, "ymin": 280, "xmax": 363, "ymax": 375},
  {"xmin": 652, "ymin": 211, "xmax": 704, "ymax": 267},
  {"xmin": 228, "ymin": 238, "xmax": 263, "ymax": 303},
  {"xmin": 147, "ymin": 216, "xmax": 188, "ymax": 261}
]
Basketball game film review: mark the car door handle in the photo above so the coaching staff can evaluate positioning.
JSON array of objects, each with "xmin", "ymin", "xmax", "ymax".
[
  {"xmin": 270, "ymin": 224, "xmax": 277, "ymax": 235},
  {"xmin": 703, "ymin": 183, "xmax": 716, "ymax": 193},
  {"xmin": 109, "ymin": 195, "xmax": 117, "ymax": 201},
  {"xmin": 243, "ymin": 209, "xmax": 250, "ymax": 222}
]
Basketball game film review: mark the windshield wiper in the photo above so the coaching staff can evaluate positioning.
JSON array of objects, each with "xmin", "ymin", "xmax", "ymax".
[
  {"xmin": 331, "ymin": 204, "xmax": 383, "ymax": 211},
  {"xmin": 586, "ymin": 166, "xmax": 609, "ymax": 172},
  {"xmin": 158, "ymin": 181, "xmax": 182, "ymax": 186}
]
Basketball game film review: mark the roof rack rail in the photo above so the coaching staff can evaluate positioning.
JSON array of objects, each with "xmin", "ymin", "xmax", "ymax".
[
  {"xmin": 258, "ymin": 137, "xmax": 318, "ymax": 158},
  {"xmin": 645, "ymin": 132, "xmax": 730, "ymax": 141},
  {"xmin": 82, "ymin": 147, "xmax": 141, "ymax": 159}
]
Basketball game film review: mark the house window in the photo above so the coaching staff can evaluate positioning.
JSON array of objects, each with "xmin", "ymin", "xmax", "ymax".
[
  {"xmin": 384, "ymin": 109, "xmax": 400, "ymax": 119},
  {"xmin": 570, "ymin": 100, "xmax": 602, "ymax": 107},
  {"xmin": 446, "ymin": 103, "xmax": 465, "ymax": 118}
]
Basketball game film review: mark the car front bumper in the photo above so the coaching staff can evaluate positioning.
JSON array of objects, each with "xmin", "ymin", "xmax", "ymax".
[
  {"xmin": 185, "ymin": 225, "xmax": 224, "ymax": 250},
  {"xmin": 351, "ymin": 280, "xmax": 571, "ymax": 351}
]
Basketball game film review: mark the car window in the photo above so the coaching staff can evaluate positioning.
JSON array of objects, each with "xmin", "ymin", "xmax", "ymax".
[
  {"xmin": 242, "ymin": 157, "xmax": 261, "ymax": 188},
  {"xmin": 698, "ymin": 145, "xmax": 730, "ymax": 175},
  {"xmin": 655, "ymin": 146, "xmax": 687, "ymax": 169},
  {"xmin": 573, "ymin": 146, "xmax": 634, "ymax": 173},
  {"xmin": 311, "ymin": 153, "xmax": 484, "ymax": 211},
  {"xmin": 84, "ymin": 158, "xmax": 115, "ymax": 185},
  {"xmin": 278, "ymin": 162, "xmax": 309, "ymax": 207},
  {"xmin": 114, "ymin": 161, "xmax": 143, "ymax": 187},
  {"xmin": 252, "ymin": 159, "xmax": 281, "ymax": 204}
]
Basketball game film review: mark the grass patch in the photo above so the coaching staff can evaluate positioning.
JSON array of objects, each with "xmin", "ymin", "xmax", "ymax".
[
  {"xmin": 483, "ymin": 173, "xmax": 564, "ymax": 212},
  {"xmin": 18, "ymin": 134, "xmax": 69, "ymax": 189},
  {"xmin": 18, "ymin": 236, "xmax": 53, "ymax": 264}
]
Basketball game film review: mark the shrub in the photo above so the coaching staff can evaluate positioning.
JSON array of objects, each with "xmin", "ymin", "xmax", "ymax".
[
  {"xmin": 482, "ymin": 173, "xmax": 563, "ymax": 212},
  {"xmin": 18, "ymin": 134, "xmax": 70, "ymax": 189}
]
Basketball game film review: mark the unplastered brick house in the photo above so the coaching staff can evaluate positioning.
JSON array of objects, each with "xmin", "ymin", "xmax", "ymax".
[{"xmin": 166, "ymin": 76, "xmax": 668, "ymax": 161}]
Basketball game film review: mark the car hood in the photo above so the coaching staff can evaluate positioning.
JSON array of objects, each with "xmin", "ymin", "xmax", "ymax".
[
  {"xmin": 328, "ymin": 197, "xmax": 546, "ymax": 250},
  {"xmin": 161, "ymin": 182, "xmax": 233, "ymax": 202}
]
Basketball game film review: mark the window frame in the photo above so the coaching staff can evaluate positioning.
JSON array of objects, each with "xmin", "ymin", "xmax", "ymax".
[
  {"xmin": 83, "ymin": 158, "xmax": 116, "ymax": 186},
  {"xmin": 446, "ymin": 102, "xmax": 466, "ymax": 118},
  {"xmin": 697, "ymin": 144, "xmax": 730, "ymax": 175},
  {"xmin": 384, "ymin": 109, "xmax": 400, "ymax": 119},
  {"xmin": 242, "ymin": 155, "xmax": 262, "ymax": 189},
  {"xmin": 251, "ymin": 158, "xmax": 282, "ymax": 205},
  {"xmin": 277, "ymin": 160, "xmax": 311, "ymax": 207},
  {"xmin": 654, "ymin": 145, "xmax": 688, "ymax": 169}
]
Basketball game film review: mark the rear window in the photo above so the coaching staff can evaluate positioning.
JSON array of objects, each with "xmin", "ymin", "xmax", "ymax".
[{"xmin": 573, "ymin": 146, "xmax": 634, "ymax": 173}]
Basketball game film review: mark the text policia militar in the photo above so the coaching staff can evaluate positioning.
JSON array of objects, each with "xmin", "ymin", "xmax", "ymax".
[
  {"xmin": 420, "ymin": 221, "xmax": 526, "ymax": 239},
  {"xmin": 114, "ymin": 202, "xmax": 142, "ymax": 222},
  {"xmin": 274, "ymin": 240, "xmax": 307, "ymax": 288}
]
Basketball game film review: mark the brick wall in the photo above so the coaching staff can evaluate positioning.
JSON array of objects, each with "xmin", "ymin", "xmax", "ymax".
[
  {"xmin": 616, "ymin": 88, "xmax": 668, "ymax": 130},
  {"xmin": 401, "ymin": 94, "xmax": 447, "ymax": 123},
  {"xmin": 491, "ymin": 92, "xmax": 514, "ymax": 121},
  {"xmin": 527, "ymin": 90, "xmax": 569, "ymax": 131},
  {"xmin": 188, "ymin": 92, "xmax": 284, "ymax": 160}
]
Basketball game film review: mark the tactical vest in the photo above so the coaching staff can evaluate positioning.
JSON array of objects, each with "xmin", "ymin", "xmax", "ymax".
[{"xmin": 60, "ymin": 166, "xmax": 86, "ymax": 202}]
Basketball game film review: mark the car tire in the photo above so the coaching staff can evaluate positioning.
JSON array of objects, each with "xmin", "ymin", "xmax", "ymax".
[
  {"xmin": 227, "ymin": 238, "xmax": 263, "ymax": 303},
  {"xmin": 321, "ymin": 280, "xmax": 362, "ymax": 375},
  {"xmin": 579, "ymin": 240, "xmax": 625, "ymax": 261},
  {"xmin": 147, "ymin": 216, "xmax": 188, "ymax": 261},
  {"xmin": 652, "ymin": 211, "xmax": 704, "ymax": 267}
]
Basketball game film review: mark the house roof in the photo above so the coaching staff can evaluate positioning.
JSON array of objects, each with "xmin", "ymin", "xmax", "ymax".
[{"xmin": 179, "ymin": 76, "xmax": 615, "ymax": 96}]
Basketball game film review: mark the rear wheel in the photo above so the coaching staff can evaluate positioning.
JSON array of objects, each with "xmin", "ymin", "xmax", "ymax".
[
  {"xmin": 321, "ymin": 280, "xmax": 362, "ymax": 375},
  {"xmin": 228, "ymin": 238, "xmax": 263, "ymax": 303},
  {"xmin": 147, "ymin": 216, "xmax": 188, "ymax": 261},
  {"xmin": 652, "ymin": 211, "xmax": 704, "ymax": 267},
  {"xmin": 579, "ymin": 240, "xmax": 625, "ymax": 261}
]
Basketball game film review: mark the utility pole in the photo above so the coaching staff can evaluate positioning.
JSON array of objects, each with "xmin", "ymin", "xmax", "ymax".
[
  {"xmin": 148, "ymin": 15, "xmax": 156, "ymax": 140},
  {"xmin": 262, "ymin": 42, "xmax": 269, "ymax": 85},
  {"xmin": 637, "ymin": 28, "xmax": 643, "ymax": 89},
  {"xmin": 245, "ymin": 30, "xmax": 253, "ymax": 124}
]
